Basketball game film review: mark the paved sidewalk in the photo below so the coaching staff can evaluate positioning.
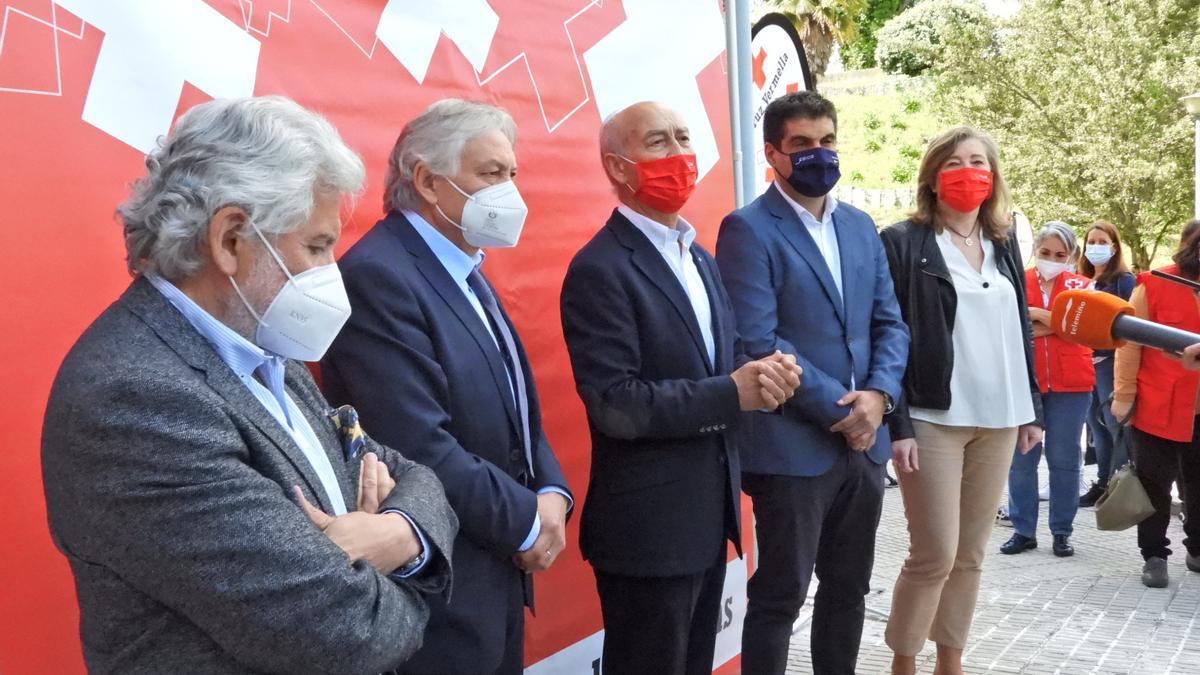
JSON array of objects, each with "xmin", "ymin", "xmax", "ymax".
[{"xmin": 786, "ymin": 465, "xmax": 1200, "ymax": 674}]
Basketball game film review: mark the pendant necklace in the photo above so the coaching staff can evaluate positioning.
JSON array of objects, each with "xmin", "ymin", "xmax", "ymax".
[{"xmin": 945, "ymin": 222, "xmax": 980, "ymax": 247}]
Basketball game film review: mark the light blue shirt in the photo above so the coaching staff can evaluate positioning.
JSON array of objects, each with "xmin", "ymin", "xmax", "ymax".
[
  {"xmin": 148, "ymin": 274, "xmax": 429, "ymax": 576},
  {"xmin": 405, "ymin": 211, "xmax": 572, "ymax": 552},
  {"xmin": 618, "ymin": 205, "xmax": 716, "ymax": 367}
]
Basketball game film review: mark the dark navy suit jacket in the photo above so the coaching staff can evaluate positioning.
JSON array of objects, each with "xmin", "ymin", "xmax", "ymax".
[
  {"xmin": 715, "ymin": 184, "xmax": 909, "ymax": 477},
  {"xmin": 321, "ymin": 211, "xmax": 569, "ymax": 674},
  {"xmin": 560, "ymin": 209, "xmax": 746, "ymax": 578}
]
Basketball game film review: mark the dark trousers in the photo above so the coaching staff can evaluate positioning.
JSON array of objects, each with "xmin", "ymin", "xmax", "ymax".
[
  {"xmin": 396, "ymin": 570, "xmax": 524, "ymax": 675},
  {"xmin": 741, "ymin": 451, "xmax": 885, "ymax": 675},
  {"xmin": 497, "ymin": 575, "xmax": 525, "ymax": 675},
  {"xmin": 1132, "ymin": 417, "xmax": 1200, "ymax": 561},
  {"xmin": 594, "ymin": 554, "xmax": 727, "ymax": 675}
]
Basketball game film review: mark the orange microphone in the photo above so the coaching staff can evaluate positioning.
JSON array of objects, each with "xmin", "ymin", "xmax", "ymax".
[{"xmin": 1051, "ymin": 289, "xmax": 1199, "ymax": 353}]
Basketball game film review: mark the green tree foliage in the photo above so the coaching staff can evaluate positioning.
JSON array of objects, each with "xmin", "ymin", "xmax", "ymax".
[
  {"xmin": 874, "ymin": 0, "xmax": 992, "ymax": 77},
  {"xmin": 882, "ymin": 0, "xmax": 1200, "ymax": 267},
  {"xmin": 840, "ymin": 0, "xmax": 916, "ymax": 70}
]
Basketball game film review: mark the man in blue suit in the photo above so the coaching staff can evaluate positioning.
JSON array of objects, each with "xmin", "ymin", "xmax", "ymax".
[
  {"xmin": 715, "ymin": 91, "xmax": 910, "ymax": 674},
  {"xmin": 561, "ymin": 101, "xmax": 801, "ymax": 675},
  {"xmin": 321, "ymin": 99, "xmax": 572, "ymax": 675}
]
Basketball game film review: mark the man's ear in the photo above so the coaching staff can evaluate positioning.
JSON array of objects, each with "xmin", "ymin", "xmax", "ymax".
[
  {"xmin": 764, "ymin": 142, "xmax": 787, "ymax": 178},
  {"xmin": 208, "ymin": 206, "xmax": 252, "ymax": 277},
  {"xmin": 603, "ymin": 153, "xmax": 633, "ymax": 189},
  {"xmin": 412, "ymin": 161, "xmax": 440, "ymax": 206}
]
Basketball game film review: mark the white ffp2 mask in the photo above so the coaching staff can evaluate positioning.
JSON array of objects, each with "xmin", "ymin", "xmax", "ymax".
[
  {"xmin": 1035, "ymin": 259, "xmax": 1072, "ymax": 281},
  {"xmin": 229, "ymin": 223, "xmax": 351, "ymax": 362},
  {"xmin": 435, "ymin": 178, "xmax": 529, "ymax": 249}
]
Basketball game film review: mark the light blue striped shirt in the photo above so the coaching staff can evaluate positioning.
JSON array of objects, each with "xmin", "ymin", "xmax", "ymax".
[
  {"xmin": 148, "ymin": 274, "xmax": 429, "ymax": 576},
  {"xmin": 148, "ymin": 274, "xmax": 348, "ymax": 515}
]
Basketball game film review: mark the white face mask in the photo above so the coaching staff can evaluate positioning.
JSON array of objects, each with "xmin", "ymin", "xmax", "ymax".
[
  {"xmin": 434, "ymin": 178, "xmax": 529, "ymax": 249},
  {"xmin": 229, "ymin": 222, "xmax": 351, "ymax": 362},
  {"xmin": 1084, "ymin": 244, "xmax": 1114, "ymax": 266},
  {"xmin": 1035, "ymin": 259, "xmax": 1072, "ymax": 281}
]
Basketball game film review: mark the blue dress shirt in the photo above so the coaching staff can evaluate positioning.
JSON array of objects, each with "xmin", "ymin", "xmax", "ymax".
[{"xmin": 404, "ymin": 210, "xmax": 572, "ymax": 552}]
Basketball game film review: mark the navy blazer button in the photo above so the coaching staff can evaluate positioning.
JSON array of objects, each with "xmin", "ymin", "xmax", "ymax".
[{"xmin": 920, "ymin": 258, "xmax": 927, "ymax": 264}]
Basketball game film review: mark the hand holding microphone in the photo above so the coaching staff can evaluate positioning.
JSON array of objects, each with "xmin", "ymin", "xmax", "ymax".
[
  {"xmin": 1049, "ymin": 288, "xmax": 1200, "ymax": 356},
  {"xmin": 1179, "ymin": 343, "xmax": 1200, "ymax": 372}
]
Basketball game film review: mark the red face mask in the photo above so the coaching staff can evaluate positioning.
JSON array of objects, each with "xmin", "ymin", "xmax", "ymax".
[
  {"xmin": 937, "ymin": 167, "xmax": 993, "ymax": 213},
  {"xmin": 620, "ymin": 153, "xmax": 698, "ymax": 213}
]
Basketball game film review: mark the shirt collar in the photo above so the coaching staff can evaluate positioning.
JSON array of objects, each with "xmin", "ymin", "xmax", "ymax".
[
  {"xmin": 774, "ymin": 182, "xmax": 838, "ymax": 228},
  {"xmin": 405, "ymin": 209, "xmax": 485, "ymax": 285},
  {"xmin": 146, "ymin": 273, "xmax": 279, "ymax": 381},
  {"xmin": 617, "ymin": 204, "xmax": 698, "ymax": 254}
]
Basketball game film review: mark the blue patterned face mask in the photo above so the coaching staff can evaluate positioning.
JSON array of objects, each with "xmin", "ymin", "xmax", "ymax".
[{"xmin": 783, "ymin": 147, "xmax": 840, "ymax": 198}]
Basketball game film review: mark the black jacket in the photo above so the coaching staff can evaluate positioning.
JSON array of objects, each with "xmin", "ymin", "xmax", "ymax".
[
  {"xmin": 879, "ymin": 219, "xmax": 1044, "ymax": 440},
  {"xmin": 560, "ymin": 209, "xmax": 745, "ymax": 577}
]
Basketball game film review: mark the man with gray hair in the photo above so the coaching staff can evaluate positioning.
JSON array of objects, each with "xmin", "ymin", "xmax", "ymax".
[
  {"xmin": 322, "ymin": 98, "xmax": 571, "ymax": 674},
  {"xmin": 42, "ymin": 96, "xmax": 457, "ymax": 674}
]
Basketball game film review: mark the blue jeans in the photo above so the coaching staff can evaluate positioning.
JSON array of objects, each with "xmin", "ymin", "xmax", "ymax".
[
  {"xmin": 1008, "ymin": 391, "xmax": 1090, "ymax": 537},
  {"xmin": 1087, "ymin": 356, "xmax": 1129, "ymax": 485}
]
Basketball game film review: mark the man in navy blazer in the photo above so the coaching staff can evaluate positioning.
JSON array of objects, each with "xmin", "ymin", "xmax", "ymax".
[
  {"xmin": 715, "ymin": 91, "xmax": 910, "ymax": 674},
  {"xmin": 321, "ymin": 100, "xmax": 572, "ymax": 675},
  {"xmin": 560, "ymin": 101, "xmax": 801, "ymax": 675}
]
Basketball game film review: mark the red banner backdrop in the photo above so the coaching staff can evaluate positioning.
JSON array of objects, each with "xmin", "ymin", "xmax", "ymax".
[{"xmin": 0, "ymin": 1, "xmax": 746, "ymax": 672}]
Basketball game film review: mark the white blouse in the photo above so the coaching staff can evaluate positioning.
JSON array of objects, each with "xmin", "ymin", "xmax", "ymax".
[{"xmin": 909, "ymin": 231, "xmax": 1036, "ymax": 429}]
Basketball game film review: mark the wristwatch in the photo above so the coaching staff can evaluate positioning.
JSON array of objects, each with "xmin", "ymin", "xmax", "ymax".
[
  {"xmin": 870, "ymin": 388, "xmax": 895, "ymax": 415},
  {"xmin": 395, "ymin": 548, "xmax": 426, "ymax": 577}
]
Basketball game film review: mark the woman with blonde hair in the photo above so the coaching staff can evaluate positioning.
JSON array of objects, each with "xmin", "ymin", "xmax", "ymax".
[{"xmin": 880, "ymin": 126, "xmax": 1043, "ymax": 675}]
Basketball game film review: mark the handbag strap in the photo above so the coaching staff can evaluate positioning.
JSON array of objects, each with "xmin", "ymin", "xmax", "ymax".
[{"xmin": 1102, "ymin": 392, "xmax": 1136, "ymax": 471}]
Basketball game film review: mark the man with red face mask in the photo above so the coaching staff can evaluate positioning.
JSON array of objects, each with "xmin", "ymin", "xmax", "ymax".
[
  {"xmin": 715, "ymin": 91, "xmax": 910, "ymax": 675},
  {"xmin": 559, "ymin": 101, "xmax": 802, "ymax": 674}
]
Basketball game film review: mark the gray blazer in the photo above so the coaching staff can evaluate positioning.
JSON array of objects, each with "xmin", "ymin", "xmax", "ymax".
[{"xmin": 41, "ymin": 277, "xmax": 458, "ymax": 675}]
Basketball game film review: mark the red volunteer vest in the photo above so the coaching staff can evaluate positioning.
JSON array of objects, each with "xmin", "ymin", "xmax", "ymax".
[
  {"xmin": 1026, "ymin": 268, "xmax": 1095, "ymax": 394},
  {"xmin": 1132, "ymin": 265, "xmax": 1200, "ymax": 441}
]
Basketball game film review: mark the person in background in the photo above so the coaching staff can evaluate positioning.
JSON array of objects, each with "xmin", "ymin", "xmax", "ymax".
[
  {"xmin": 1002, "ymin": 222, "xmax": 1093, "ymax": 558},
  {"xmin": 1077, "ymin": 220, "xmax": 1136, "ymax": 506},
  {"xmin": 1113, "ymin": 219, "xmax": 1200, "ymax": 588},
  {"xmin": 880, "ymin": 126, "xmax": 1043, "ymax": 675}
]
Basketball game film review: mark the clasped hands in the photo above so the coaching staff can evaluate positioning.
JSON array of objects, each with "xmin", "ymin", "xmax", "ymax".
[
  {"xmin": 831, "ymin": 389, "xmax": 887, "ymax": 452},
  {"xmin": 732, "ymin": 350, "xmax": 803, "ymax": 411},
  {"xmin": 295, "ymin": 452, "xmax": 422, "ymax": 576}
]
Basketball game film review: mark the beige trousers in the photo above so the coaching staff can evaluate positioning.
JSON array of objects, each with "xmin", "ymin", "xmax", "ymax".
[{"xmin": 884, "ymin": 420, "xmax": 1019, "ymax": 655}]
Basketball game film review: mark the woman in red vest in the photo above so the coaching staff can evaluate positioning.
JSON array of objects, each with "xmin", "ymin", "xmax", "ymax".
[
  {"xmin": 1002, "ymin": 221, "xmax": 1094, "ymax": 558},
  {"xmin": 1113, "ymin": 219, "xmax": 1200, "ymax": 588}
]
